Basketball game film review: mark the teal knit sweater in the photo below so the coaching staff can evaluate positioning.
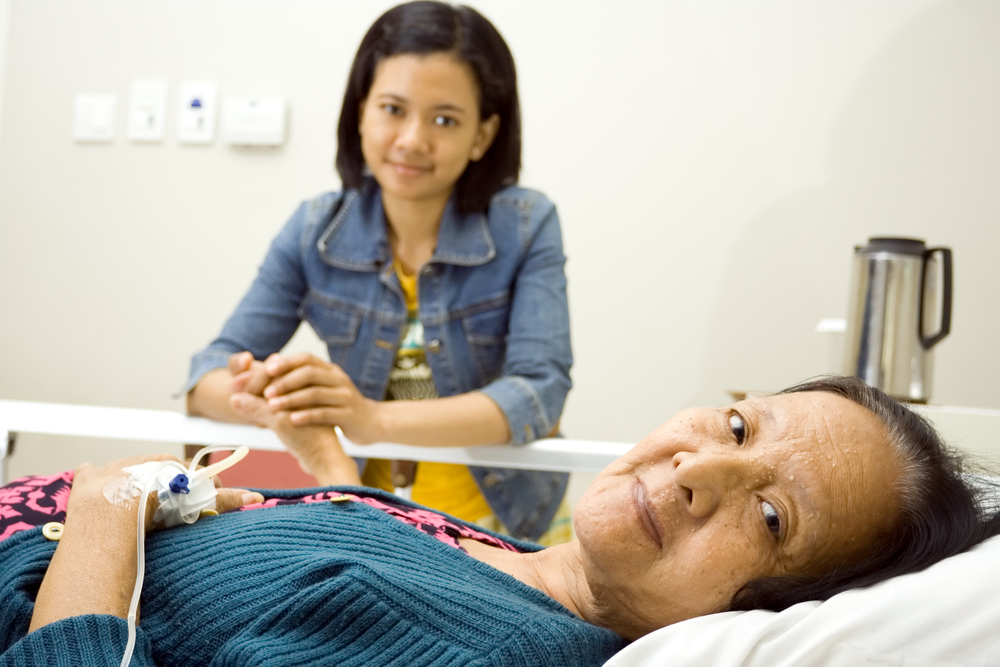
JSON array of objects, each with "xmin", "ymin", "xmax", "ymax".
[{"xmin": 0, "ymin": 488, "xmax": 624, "ymax": 666}]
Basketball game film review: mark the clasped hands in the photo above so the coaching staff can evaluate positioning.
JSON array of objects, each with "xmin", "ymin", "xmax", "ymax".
[{"xmin": 226, "ymin": 351, "xmax": 368, "ymax": 485}]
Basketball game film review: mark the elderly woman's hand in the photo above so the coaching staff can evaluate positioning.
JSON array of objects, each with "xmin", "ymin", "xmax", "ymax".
[
  {"xmin": 230, "ymin": 391, "xmax": 363, "ymax": 486},
  {"xmin": 71, "ymin": 453, "xmax": 264, "ymax": 532},
  {"xmin": 227, "ymin": 350, "xmax": 272, "ymax": 397}
]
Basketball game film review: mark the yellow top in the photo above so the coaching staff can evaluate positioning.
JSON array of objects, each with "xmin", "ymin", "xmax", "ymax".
[{"xmin": 361, "ymin": 259, "xmax": 492, "ymax": 523}]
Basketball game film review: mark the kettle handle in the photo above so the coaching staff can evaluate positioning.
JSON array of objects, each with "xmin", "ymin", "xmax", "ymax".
[{"xmin": 919, "ymin": 247, "xmax": 953, "ymax": 349}]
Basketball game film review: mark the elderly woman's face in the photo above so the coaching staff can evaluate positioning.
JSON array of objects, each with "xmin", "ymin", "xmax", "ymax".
[{"xmin": 574, "ymin": 391, "xmax": 904, "ymax": 638}]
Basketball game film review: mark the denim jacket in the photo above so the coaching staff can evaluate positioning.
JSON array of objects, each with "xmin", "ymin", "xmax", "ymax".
[{"xmin": 185, "ymin": 180, "xmax": 572, "ymax": 540}]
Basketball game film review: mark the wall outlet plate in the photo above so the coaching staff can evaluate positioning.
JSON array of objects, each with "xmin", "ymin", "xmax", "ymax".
[
  {"xmin": 176, "ymin": 81, "xmax": 217, "ymax": 144},
  {"xmin": 128, "ymin": 80, "xmax": 168, "ymax": 142}
]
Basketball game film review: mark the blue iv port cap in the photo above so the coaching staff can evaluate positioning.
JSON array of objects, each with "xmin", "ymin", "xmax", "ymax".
[{"xmin": 169, "ymin": 473, "xmax": 191, "ymax": 494}]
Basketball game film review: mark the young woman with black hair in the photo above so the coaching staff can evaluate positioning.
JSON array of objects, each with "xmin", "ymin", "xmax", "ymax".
[{"xmin": 183, "ymin": 1, "xmax": 573, "ymax": 544}]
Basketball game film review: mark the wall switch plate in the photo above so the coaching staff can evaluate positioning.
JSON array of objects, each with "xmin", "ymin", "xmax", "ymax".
[
  {"xmin": 128, "ymin": 80, "xmax": 168, "ymax": 142},
  {"xmin": 73, "ymin": 94, "xmax": 117, "ymax": 142},
  {"xmin": 176, "ymin": 81, "xmax": 217, "ymax": 144},
  {"xmin": 222, "ymin": 96, "xmax": 287, "ymax": 146}
]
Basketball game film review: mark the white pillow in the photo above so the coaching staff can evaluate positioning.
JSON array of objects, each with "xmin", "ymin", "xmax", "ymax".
[{"xmin": 605, "ymin": 533, "xmax": 1000, "ymax": 667}]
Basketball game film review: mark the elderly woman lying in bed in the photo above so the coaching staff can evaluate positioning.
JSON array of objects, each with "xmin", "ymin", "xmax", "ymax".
[{"xmin": 2, "ymin": 376, "xmax": 998, "ymax": 666}]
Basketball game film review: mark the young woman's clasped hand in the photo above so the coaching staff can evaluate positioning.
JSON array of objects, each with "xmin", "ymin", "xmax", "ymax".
[{"xmin": 230, "ymin": 351, "xmax": 380, "ymax": 442}]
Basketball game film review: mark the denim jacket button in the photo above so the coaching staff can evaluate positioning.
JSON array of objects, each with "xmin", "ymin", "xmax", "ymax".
[{"xmin": 427, "ymin": 339, "xmax": 441, "ymax": 353}]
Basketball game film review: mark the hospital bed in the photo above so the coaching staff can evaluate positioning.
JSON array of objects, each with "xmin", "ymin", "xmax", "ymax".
[{"xmin": 2, "ymin": 398, "xmax": 999, "ymax": 666}]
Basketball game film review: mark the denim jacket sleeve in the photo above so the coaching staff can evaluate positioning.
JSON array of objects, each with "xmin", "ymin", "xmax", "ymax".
[
  {"xmin": 477, "ymin": 194, "xmax": 573, "ymax": 446},
  {"xmin": 182, "ymin": 198, "xmax": 328, "ymax": 394}
]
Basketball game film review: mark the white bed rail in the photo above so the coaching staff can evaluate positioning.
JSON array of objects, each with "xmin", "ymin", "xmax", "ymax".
[{"xmin": 0, "ymin": 399, "xmax": 634, "ymax": 484}]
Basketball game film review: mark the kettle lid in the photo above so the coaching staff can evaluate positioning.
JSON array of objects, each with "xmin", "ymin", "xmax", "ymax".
[{"xmin": 858, "ymin": 237, "xmax": 926, "ymax": 256}]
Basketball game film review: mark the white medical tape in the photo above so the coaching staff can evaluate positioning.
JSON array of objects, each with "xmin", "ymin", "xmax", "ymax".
[
  {"xmin": 119, "ymin": 461, "xmax": 219, "ymax": 528},
  {"xmin": 103, "ymin": 472, "xmax": 145, "ymax": 509}
]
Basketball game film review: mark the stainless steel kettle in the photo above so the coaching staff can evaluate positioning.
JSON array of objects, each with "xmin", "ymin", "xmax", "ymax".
[{"xmin": 843, "ymin": 237, "xmax": 952, "ymax": 403}]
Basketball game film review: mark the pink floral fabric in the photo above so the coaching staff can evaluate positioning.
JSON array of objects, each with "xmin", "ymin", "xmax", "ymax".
[
  {"xmin": 0, "ymin": 471, "xmax": 74, "ymax": 541},
  {"xmin": 239, "ymin": 491, "xmax": 523, "ymax": 553},
  {"xmin": 0, "ymin": 474, "xmax": 523, "ymax": 554}
]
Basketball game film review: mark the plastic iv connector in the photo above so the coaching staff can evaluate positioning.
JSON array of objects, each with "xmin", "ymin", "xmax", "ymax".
[
  {"xmin": 119, "ymin": 445, "xmax": 249, "ymax": 667},
  {"xmin": 121, "ymin": 461, "xmax": 216, "ymax": 528}
]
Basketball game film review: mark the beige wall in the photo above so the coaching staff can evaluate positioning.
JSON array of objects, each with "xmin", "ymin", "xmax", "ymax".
[
  {"xmin": 0, "ymin": 0, "xmax": 9, "ymax": 156},
  {"xmin": 1, "ymin": 0, "xmax": 999, "ymax": 479}
]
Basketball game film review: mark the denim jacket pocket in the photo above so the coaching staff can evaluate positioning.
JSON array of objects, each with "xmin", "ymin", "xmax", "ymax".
[
  {"xmin": 461, "ymin": 301, "xmax": 510, "ymax": 385},
  {"xmin": 298, "ymin": 291, "xmax": 363, "ymax": 368}
]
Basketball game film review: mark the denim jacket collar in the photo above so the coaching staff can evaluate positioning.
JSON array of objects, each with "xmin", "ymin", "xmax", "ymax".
[{"xmin": 317, "ymin": 180, "xmax": 496, "ymax": 271}]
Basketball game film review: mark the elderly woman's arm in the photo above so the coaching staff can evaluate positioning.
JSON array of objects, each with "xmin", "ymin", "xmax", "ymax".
[
  {"xmin": 231, "ymin": 393, "xmax": 363, "ymax": 486},
  {"xmin": 29, "ymin": 481, "xmax": 137, "ymax": 631},
  {"xmin": 28, "ymin": 455, "xmax": 261, "ymax": 633}
]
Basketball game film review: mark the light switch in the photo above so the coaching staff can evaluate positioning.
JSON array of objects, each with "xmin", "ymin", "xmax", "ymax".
[
  {"xmin": 176, "ymin": 81, "xmax": 217, "ymax": 144},
  {"xmin": 128, "ymin": 80, "xmax": 168, "ymax": 142},
  {"xmin": 222, "ymin": 96, "xmax": 287, "ymax": 146},
  {"xmin": 73, "ymin": 94, "xmax": 117, "ymax": 142}
]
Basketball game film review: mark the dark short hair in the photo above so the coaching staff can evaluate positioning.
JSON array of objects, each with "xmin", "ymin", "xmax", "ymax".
[
  {"xmin": 730, "ymin": 375, "xmax": 1000, "ymax": 612},
  {"xmin": 335, "ymin": 1, "xmax": 521, "ymax": 214}
]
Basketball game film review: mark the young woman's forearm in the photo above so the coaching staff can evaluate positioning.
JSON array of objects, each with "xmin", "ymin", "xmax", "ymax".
[{"xmin": 374, "ymin": 392, "xmax": 510, "ymax": 447}]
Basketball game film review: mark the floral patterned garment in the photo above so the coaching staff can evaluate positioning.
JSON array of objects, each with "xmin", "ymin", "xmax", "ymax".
[
  {"xmin": 238, "ymin": 491, "xmax": 523, "ymax": 553},
  {"xmin": 0, "ymin": 472, "xmax": 74, "ymax": 541},
  {"xmin": 0, "ymin": 473, "xmax": 523, "ymax": 554}
]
